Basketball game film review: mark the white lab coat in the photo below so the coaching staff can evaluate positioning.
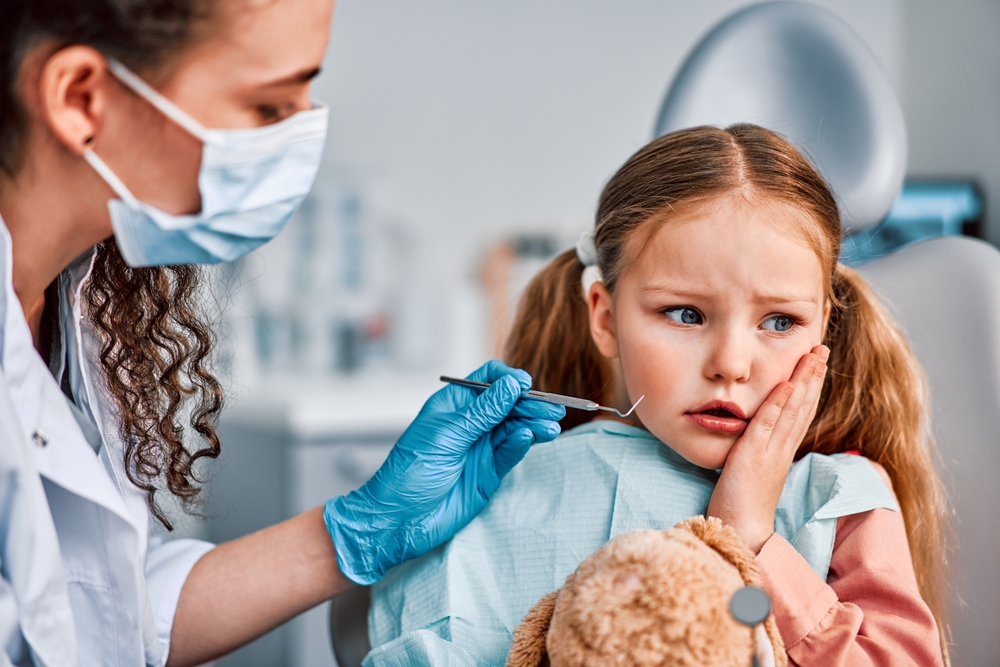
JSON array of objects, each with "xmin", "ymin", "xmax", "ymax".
[{"xmin": 0, "ymin": 215, "xmax": 215, "ymax": 667}]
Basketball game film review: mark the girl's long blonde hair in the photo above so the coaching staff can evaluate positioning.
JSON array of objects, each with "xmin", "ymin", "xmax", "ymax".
[{"xmin": 505, "ymin": 124, "xmax": 950, "ymax": 656}]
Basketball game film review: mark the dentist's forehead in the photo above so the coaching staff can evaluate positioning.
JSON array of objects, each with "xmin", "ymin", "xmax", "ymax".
[
  {"xmin": 212, "ymin": 0, "xmax": 333, "ymax": 66},
  {"xmin": 154, "ymin": 0, "xmax": 333, "ymax": 109}
]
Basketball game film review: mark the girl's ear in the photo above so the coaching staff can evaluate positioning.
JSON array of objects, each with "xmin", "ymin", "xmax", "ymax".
[
  {"xmin": 588, "ymin": 282, "xmax": 619, "ymax": 359},
  {"xmin": 821, "ymin": 297, "xmax": 833, "ymax": 336}
]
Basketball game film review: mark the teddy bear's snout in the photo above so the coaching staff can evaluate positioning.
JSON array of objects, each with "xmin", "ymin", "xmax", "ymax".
[{"xmin": 610, "ymin": 570, "xmax": 643, "ymax": 597}]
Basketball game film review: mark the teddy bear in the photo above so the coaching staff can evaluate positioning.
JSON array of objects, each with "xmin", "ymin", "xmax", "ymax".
[{"xmin": 505, "ymin": 516, "xmax": 787, "ymax": 667}]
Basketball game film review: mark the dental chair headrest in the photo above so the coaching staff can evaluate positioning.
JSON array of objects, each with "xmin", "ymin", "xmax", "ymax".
[{"xmin": 654, "ymin": 1, "xmax": 906, "ymax": 234}]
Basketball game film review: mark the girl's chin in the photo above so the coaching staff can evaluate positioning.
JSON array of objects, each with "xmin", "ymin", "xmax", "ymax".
[
  {"xmin": 664, "ymin": 430, "xmax": 736, "ymax": 470},
  {"xmin": 689, "ymin": 453, "xmax": 731, "ymax": 471}
]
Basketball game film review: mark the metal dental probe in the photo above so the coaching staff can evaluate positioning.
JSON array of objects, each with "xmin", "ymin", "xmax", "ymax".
[{"xmin": 440, "ymin": 376, "xmax": 644, "ymax": 418}]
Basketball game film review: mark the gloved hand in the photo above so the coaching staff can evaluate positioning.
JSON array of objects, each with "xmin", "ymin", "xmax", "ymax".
[{"xmin": 324, "ymin": 360, "xmax": 566, "ymax": 585}]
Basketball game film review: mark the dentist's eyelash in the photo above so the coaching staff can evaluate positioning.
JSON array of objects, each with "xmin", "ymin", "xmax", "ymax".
[{"xmin": 258, "ymin": 102, "xmax": 296, "ymax": 123}]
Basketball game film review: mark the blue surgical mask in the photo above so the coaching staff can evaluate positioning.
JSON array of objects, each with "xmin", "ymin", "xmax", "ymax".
[{"xmin": 84, "ymin": 58, "xmax": 328, "ymax": 267}]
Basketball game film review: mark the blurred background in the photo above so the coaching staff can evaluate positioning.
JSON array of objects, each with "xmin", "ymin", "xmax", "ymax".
[{"xmin": 173, "ymin": 1, "xmax": 1000, "ymax": 665}]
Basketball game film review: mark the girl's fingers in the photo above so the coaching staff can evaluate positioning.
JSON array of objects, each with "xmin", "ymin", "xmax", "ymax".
[
  {"xmin": 766, "ymin": 352, "xmax": 818, "ymax": 450},
  {"xmin": 735, "ymin": 344, "xmax": 830, "ymax": 458},
  {"xmin": 801, "ymin": 346, "xmax": 830, "ymax": 426},
  {"xmin": 792, "ymin": 345, "xmax": 829, "ymax": 432},
  {"xmin": 770, "ymin": 346, "xmax": 829, "ymax": 456},
  {"xmin": 738, "ymin": 381, "xmax": 793, "ymax": 450}
]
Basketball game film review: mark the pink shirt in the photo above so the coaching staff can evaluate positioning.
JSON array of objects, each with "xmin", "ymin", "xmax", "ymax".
[{"xmin": 756, "ymin": 462, "xmax": 944, "ymax": 666}]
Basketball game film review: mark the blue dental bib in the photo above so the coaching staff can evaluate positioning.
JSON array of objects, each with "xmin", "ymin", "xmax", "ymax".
[{"xmin": 365, "ymin": 420, "xmax": 897, "ymax": 667}]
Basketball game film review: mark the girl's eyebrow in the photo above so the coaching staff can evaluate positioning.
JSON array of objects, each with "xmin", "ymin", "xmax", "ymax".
[
  {"xmin": 638, "ymin": 284, "xmax": 711, "ymax": 298},
  {"xmin": 751, "ymin": 294, "xmax": 819, "ymax": 305},
  {"xmin": 639, "ymin": 283, "xmax": 818, "ymax": 305}
]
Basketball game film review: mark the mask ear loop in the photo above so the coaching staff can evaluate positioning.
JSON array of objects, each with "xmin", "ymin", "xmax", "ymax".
[
  {"xmin": 83, "ymin": 150, "xmax": 141, "ymax": 208},
  {"xmin": 105, "ymin": 57, "xmax": 212, "ymax": 144},
  {"xmin": 89, "ymin": 58, "xmax": 209, "ymax": 207}
]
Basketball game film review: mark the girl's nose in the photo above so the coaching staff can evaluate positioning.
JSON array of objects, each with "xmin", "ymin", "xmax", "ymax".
[{"xmin": 704, "ymin": 329, "xmax": 752, "ymax": 383}]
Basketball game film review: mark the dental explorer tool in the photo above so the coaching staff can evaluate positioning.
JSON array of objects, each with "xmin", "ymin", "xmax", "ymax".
[{"xmin": 440, "ymin": 376, "xmax": 644, "ymax": 418}]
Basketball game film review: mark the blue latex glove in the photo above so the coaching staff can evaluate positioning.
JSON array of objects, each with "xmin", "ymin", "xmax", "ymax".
[{"xmin": 324, "ymin": 360, "xmax": 565, "ymax": 585}]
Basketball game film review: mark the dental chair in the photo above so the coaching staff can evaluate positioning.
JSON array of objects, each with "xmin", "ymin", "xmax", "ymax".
[{"xmin": 655, "ymin": 3, "xmax": 1000, "ymax": 664}]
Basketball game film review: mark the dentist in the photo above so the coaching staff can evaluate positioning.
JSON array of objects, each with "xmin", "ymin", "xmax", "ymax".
[{"xmin": 0, "ymin": 1, "xmax": 564, "ymax": 666}]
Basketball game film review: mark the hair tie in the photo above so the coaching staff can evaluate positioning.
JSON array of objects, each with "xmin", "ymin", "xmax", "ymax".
[
  {"xmin": 576, "ymin": 230, "xmax": 603, "ymax": 299},
  {"xmin": 575, "ymin": 230, "xmax": 598, "ymax": 267}
]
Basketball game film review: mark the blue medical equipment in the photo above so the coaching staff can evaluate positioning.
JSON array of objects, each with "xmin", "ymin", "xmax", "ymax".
[{"xmin": 842, "ymin": 181, "xmax": 983, "ymax": 265}]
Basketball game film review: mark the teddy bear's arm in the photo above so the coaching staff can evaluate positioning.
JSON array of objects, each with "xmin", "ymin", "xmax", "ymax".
[{"xmin": 506, "ymin": 591, "xmax": 559, "ymax": 667}]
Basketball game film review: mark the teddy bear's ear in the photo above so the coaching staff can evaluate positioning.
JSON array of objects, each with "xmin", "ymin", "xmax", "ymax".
[
  {"xmin": 678, "ymin": 516, "xmax": 760, "ymax": 586},
  {"xmin": 677, "ymin": 517, "xmax": 788, "ymax": 667},
  {"xmin": 506, "ymin": 591, "xmax": 559, "ymax": 667}
]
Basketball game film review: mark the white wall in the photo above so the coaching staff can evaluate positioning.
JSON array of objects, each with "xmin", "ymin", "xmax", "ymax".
[
  {"xmin": 236, "ymin": 1, "xmax": 904, "ymax": 378},
  {"xmin": 902, "ymin": 0, "xmax": 1000, "ymax": 245},
  {"xmin": 314, "ymin": 0, "xmax": 903, "ymax": 272},
  {"xmin": 231, "ymin": 0, "xmax": 1000, "ymax": 381}
]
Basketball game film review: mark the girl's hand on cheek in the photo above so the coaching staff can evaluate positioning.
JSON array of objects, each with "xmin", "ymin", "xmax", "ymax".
[{"xmin": 706, "ymin": 344, "xmax": 830, "ymax": 553}]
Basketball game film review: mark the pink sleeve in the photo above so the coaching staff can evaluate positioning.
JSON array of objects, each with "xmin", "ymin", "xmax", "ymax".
[{"xmin": 755, "ymin": 463, "xmax": 943, "ymax": 666}]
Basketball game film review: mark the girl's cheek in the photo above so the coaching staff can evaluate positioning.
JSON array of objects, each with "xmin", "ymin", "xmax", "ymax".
[
  {"xmin": 620, "ymin": 330, "xmax": 692, "ymax": 401},
  {"xmin": 752, "ymin": 342, "xmax": 811, "ymax": 396}
]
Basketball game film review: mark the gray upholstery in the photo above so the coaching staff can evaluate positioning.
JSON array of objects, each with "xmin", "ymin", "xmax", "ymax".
[
  {"xmin": 654, "ymin": 2, "xmax": 906, "ymax": 234},
  {"xmin": 858, "ymin": 236, "xmax": 1000, "ymax": 666},
  {"xmin": 329, "ymin": 586, "xmax": 370, "ymax": 667}
]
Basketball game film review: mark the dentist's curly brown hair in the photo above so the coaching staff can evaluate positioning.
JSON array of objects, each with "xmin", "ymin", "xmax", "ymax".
[{"xmin": 83, "ymin": 241, "xmax": 223, "ymax": 530}]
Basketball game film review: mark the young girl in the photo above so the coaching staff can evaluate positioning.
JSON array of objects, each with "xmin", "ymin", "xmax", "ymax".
[{"xmin": 364, "ymin": 125, "xmax": 948, "ymax": 666}]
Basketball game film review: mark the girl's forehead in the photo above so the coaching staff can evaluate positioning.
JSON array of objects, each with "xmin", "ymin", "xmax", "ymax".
[{"xmin": 627, "ymin": 197, "xmax": 827, "ymax": 296}]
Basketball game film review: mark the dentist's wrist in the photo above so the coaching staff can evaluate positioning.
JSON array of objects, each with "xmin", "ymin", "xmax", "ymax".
[{"xmin": 323, "ymin": 493, "xmax": 394, "ymax": 586}]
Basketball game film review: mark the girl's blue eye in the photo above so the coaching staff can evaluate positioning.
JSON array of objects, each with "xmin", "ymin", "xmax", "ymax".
[
  {"xmin": 763, "ymin": 315, "xmax": 794, "ymax": 332},
  {"xmin": 664, "ymin": 307, "xmax": 703, "ymax": 325}
]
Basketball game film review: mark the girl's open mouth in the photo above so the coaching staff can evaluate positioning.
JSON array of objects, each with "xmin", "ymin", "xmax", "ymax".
[{"xmin": 685, "ymin": 401, "xmax": 749, "ymax": 434}]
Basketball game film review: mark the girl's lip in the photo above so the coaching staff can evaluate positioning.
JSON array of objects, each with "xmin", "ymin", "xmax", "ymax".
[
  {"xmin": 685, "ymin": 400, "xmax": 749, "ymax": 434},
  {"xmin": 689, "ymin": 400, "xmax": 748, "ymax": 420},
  {"xmin": 685, "ymin": 412, "xmax": 748, "ymax": 433}
]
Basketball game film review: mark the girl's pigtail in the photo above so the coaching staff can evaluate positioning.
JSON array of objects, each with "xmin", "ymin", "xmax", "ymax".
[
  {"xmin": 807, "ymin": 264, "xmax": 949, "ymax": 652},
  {"xmin": 504, "ymin": 249, "xmax": 611, "ymax": 430}
]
